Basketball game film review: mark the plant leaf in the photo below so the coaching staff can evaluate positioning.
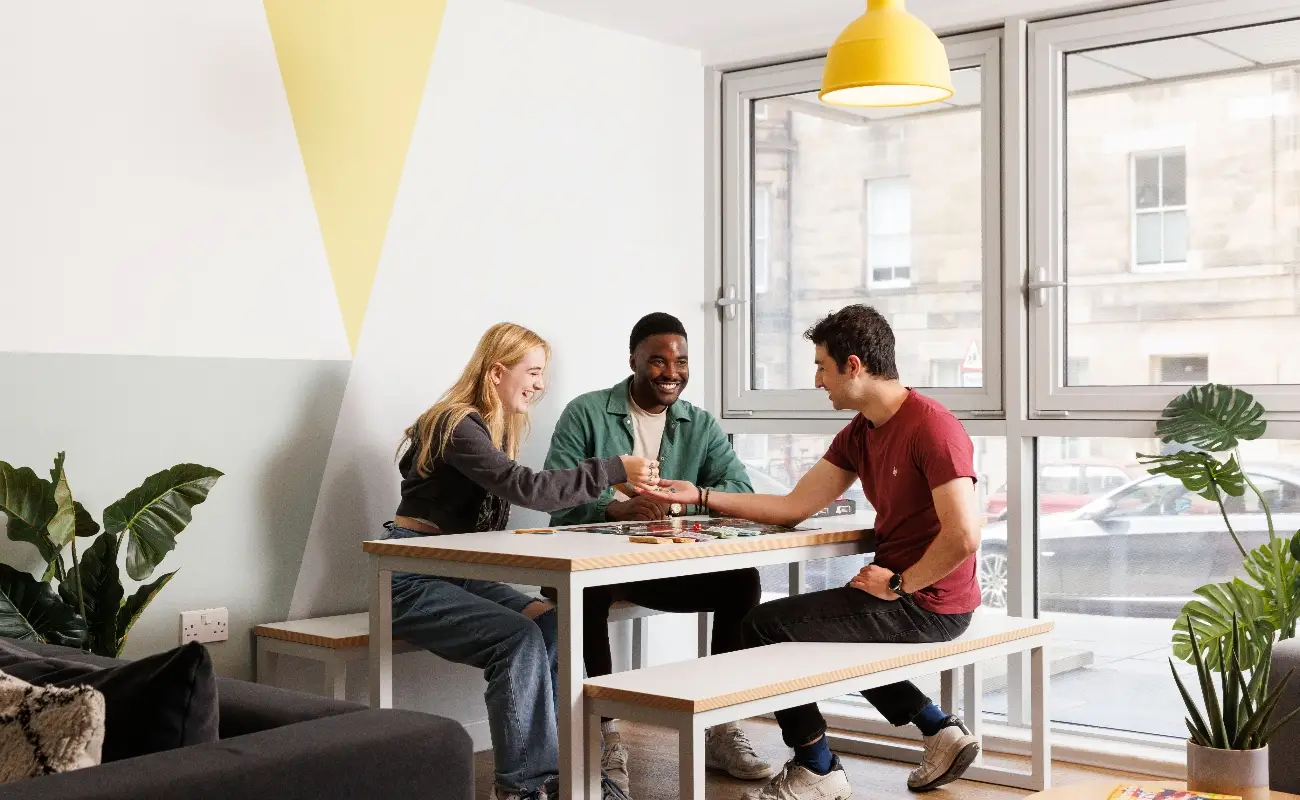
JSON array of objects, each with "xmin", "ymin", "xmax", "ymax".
[
  {"xmin": 45, "ymin": 452, "xmax": 76, "ymax": 548},
  {"xmin": 1156, "ymin": 383, "xmax": 1267, "ymax": 451},
  {"xmin": 1239, "ymin": 667, "xmax": 1294, "ymax": 747},
  {"xmin": 1171, "ymin": 658, "xmax": 1213, "ymax": 744},
  {"xmin": 0, "ymin": 563, "xmax": 86, "ymax": 648},
  {"xmin": 1290, "ymin": 529, "xmax": 1300, "ymax": 566},
  {"xmin": 1173, "ymin": 580, "xmax": 1274, "ymax": 670},
  {"xmin": 73, "ymin": 502, "xmax": 100, "ymax": 538},
  {"xmin": 115, "ymin": 570, "xmax": 176, "ymax": 657},
  {"xmin": 1137, "ymin": 451, "xmax": 1246, "ymax": 501},
  {"xmin": 59, "ymin": 533, "xmax": 123, "ymax": 657},
  {"xmin": 103, "ymin": 464, "xmax": 222, "ymax": 582},
  {"xmin": 5, "ymin": 518, "xmax": 61, "ymax": 579},
  {"xmin": 1188, "ymin": 619, "xmax": 1227, "ymax": 747},
  {"xmin": 0, "ymin": 462, "xmax": 59, "ymax": 568}
]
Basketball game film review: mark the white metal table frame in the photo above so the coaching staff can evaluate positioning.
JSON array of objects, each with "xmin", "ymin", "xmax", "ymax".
[
  {"xmin": 585, "ymin": 629, "xmax": 1051, "ymax": 799},
  {"xmin": 367, "ymin": 521, "xmax": 872, "ymax": 800}
]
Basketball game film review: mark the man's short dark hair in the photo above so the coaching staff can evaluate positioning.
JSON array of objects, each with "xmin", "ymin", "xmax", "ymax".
[
  {"xmin": 629, "ymin": 312, "xmax": 687, "ymax": 353},
  {"xmin": 804, "ymin": 305, "xmax": 898, "ymax": 379}
]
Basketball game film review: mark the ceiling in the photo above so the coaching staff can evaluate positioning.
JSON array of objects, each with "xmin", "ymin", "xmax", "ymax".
[{"xmin": 510, "ymin": 0, "xmax": 1149, "ymax": 64}]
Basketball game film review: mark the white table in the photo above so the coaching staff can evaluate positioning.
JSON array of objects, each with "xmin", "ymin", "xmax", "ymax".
[{"xmin": 365, "ymin": 514, "xmax": 875, "ymax": 800}]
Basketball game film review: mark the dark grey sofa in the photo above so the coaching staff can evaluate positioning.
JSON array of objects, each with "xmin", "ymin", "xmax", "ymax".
[
  {"xmin": 0, "ymin": 640, "xmax": 473, "ymax": 800},
  {"xmin": 1271, "ymin": 637, "xmax": 1300, "ymax": 793}
]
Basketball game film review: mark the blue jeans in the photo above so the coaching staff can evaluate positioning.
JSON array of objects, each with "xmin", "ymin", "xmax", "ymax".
[{"xmin": 384, "ymin": 525, "xmax": 558, "ymax": 794}]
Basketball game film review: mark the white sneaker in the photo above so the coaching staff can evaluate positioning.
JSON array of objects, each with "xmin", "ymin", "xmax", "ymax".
[
  {"xmin": 490, "ymin": 786, "xmax": 542, "ymax": 800},
  {"xmin": 706, "ymin": 722, "xmax": 775, "ymax": 780},
  {"xmin": 602, "ymin": 732, "xmax": 631, "ymax": 796},
  {"xmin": 908, "ymin": 717, "xmax": 979, "ymax": 792},
  {"xmin": 740, "ymin": 757, "xmax": 851, "ymax": 800}
]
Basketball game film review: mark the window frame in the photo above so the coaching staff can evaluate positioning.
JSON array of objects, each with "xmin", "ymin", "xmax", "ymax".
[
  {"xmin": 1028, "ymin": 0, "xmax": 1300, "ymax": 418},
  {"xmin": 753, "ymin": 183, "xmax": 771, "ymax": 295},
  {"xmin": 1130, "ymin": 149, "xmax": 1189, "ymax": 272},
  {"xmin": 719, "ymin": 31, "xmax": 1004, "ymax": 419}
]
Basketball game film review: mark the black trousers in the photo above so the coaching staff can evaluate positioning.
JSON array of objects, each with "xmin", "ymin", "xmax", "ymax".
[
  {"xmin": 741, "ymin": 588, "xmax": 972, "ymax": 747},
  {"xmin": 583, "ymin": 568, "xmax": 762, "ymax": 678}
]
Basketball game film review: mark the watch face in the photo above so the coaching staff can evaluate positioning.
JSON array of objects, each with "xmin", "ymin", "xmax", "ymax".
[{"xmin": 670, "ymin": 503, "xmax": 683, "ymax": 516}]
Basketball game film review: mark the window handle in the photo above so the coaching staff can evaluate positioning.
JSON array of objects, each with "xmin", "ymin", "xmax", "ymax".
[
  {"xmin": 1026, "ymin": 268, "xmax": 1066, "ymax": 307},
  {"xmin": 715, "ymin": 284, "xmax": 747, "ymax": 320}
]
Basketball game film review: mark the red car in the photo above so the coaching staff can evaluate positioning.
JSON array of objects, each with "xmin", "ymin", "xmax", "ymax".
[{"xmin": 985, "ymin": 460, "xmax": 1136, "ymax": 520}]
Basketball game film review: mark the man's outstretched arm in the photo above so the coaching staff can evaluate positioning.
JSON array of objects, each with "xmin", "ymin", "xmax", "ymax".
[{"xmin": 643, "ymin": 459, "xmax": 856, "ymax": 527}]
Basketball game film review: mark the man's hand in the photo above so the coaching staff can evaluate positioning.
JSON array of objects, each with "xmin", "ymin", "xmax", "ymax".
[
  {"xmin": 849, "ymin": 564, "xmax": 899, "ymax": 601},
  {"xmin": 606, "ymin": 496, "xmax": 667, "ymax": 522}
]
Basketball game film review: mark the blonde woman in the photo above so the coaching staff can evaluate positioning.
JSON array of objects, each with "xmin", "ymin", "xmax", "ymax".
[{"xmin": 385, "ymin": 323, "xmax": 653, "ymax": 800}]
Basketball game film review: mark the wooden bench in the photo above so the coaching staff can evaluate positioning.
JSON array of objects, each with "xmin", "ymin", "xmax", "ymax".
[
  {"xmin": 255, "ymin": 602, "xmax": 707, "ymax": 700},
  {"xmin": 582, "ymin": 613, "xmax": 1053, "ymax": 799}
]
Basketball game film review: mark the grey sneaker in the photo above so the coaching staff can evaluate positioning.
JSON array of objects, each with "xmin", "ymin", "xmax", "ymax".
[
  {"xmin": 536, "ymin": 772, "xmax": 631, "ymax": 800},
  {"xmin": 491, "ymin": 786, "xmax": 543, "ymax": 800},
  {"xmin": 706, "ymin": 722, "xmax": 775, "ymax": 780},
  {"xmin": 601, "ymin": 732, "xmax": 631, "ymax": 796},
  {"xmin": 739, "ymin": 756, "xmax": 851, "ymax": 800},
  {"xmin": 907, "ymin": 716, "xmax": 979, "ymax": 792}
]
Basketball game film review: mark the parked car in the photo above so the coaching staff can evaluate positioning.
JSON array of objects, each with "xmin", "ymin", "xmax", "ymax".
[
  {"xmin": 984, "ymin": 459, "xmax": 1137, "ymax": 521},
  {"xmin": 978, "ymin": 466, "xmax": 1300, "ymax": 617}
]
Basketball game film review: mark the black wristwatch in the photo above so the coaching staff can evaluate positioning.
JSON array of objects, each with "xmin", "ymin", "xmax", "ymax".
[{"xmin": 888, "ymin": 572, "xmax": 909, "ymax": 599}]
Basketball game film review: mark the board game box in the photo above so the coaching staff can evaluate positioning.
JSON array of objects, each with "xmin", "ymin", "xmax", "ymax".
[{"xmin": 568, "ymin": 517, "xmax": 811, "ymax": 542}]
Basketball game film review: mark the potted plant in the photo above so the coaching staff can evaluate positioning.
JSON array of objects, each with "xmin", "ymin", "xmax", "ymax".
[
  {"xmin": 1136, "ymin": 383, "xmax": 1300, "ymax": 671},
  {"xmin": 0, "ymin": 452, "xmax": 221, "ymax": 657},
  {"xmin": 1171, "ymin": 615, "xmax": 1300, "ymax": 798}
]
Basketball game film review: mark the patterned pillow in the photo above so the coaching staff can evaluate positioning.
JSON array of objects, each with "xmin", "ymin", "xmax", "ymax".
[{"xmin": 0, "ymin": 669, "xmax": 105, "ymax": 783}]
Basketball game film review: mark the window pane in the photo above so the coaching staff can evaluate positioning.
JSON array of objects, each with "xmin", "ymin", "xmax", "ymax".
[
  {"xmin": 1161, "ymin": 152, "xmax": 1186, "ymax": 206},
  {"xmin": 1032, "ymin": 437, "xmax": 1300, "ymax": 737},
  {"xmin": 750, "ymin": 67, "xmax": 984, "ymax": 391},
  {"xmin": 1163, "ymin": 209, "xmax": 1188, "ymax": 263},
  {"xmin": 1134, "ymin": 155, "xmax": 1160, "ymax": 209},
  {"xmin": 1134, "ymin": 213, "xmax": 1162, "ymax": 265},
  {"xmin": 1064, "ymin": 21, "xmax": 1300, "ymax": 387}
]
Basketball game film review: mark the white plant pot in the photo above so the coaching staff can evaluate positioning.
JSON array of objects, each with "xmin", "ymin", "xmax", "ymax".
[{"xmin": 1187, "ymin": 741, "xmax": 1270, "ymax": 800}]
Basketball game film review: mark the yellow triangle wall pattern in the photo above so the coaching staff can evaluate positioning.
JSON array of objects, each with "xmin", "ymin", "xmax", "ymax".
[{"xmin": 265, "ymin": 0, "xmax": 447, "ymax": 354}]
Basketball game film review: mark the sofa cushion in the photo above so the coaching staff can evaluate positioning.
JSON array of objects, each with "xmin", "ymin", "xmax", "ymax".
[
  {"xmin": 0, "ymin": 640, "xmax": 218, "ymax": 762},
  {"xmin": 0, "ymin": 668, "xmax": 105, "ymax": 782}
]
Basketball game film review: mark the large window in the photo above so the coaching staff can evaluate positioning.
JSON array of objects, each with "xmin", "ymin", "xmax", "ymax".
[
  {"xmin": 722, "ymin": 32, "xmax": 1002, "ymax": 413},
  {"xmin": 1034, "ymin": 7, "xmax": 1300, "ymax": 412},
  {"xmin": 717, "ymin": 0, "xmax": 1300, "ymax": 756}
]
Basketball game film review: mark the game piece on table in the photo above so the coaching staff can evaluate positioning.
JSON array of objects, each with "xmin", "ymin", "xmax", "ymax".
[
  {"xmin": 514, "ymin": 528, "xmax": 555, "ymax": 535},
  {"xmin": 671, "ymin": 537, "xmax": 698, "ymax": 543},
  {"xmin": 628, "ymin": 535, "xmax": 672, "ymax": 544}
]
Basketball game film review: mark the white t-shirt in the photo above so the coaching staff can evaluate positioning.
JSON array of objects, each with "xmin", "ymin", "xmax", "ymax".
[{"xmin": 613, "ymin": 390, "xmax": 667, "ymax": 501}]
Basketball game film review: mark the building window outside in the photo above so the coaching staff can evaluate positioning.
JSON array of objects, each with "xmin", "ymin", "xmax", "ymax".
[
  {"xmin": 1132, "ymin": 150, "xmax": 1188, "ymax": 269},
  {"xmin": 864, "ymin": 177, "xmax": 912, "ymax": 288},
  {"xmin": 930, "ymin": 359, "xmax": 960, "ymax": 387},
  {"xmin": 754, "ymin": 184, "xmax": 771, "ymax": 294},
  {"xmin": 1154, "ymin": 355, "xmax": 1209, "ymax": 384}
]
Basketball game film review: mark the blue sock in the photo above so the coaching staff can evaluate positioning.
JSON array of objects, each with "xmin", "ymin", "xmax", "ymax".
[
  {"xmin": 793, "ymin": 736, "xmax": 834, "ymax": 775},
  {"xmin": 914, "ymin": 703, "xmax": 950, "ymax": 736}
]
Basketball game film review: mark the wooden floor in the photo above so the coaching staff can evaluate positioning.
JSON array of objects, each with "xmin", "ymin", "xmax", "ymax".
[{"xmin": 472, "ymin": 719, "xmax": 1158, "ymax": 799}]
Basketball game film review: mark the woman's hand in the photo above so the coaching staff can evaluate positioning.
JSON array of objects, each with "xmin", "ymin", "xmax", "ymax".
[
  {"xmin": 636, "ymin": 479, "xmax": 701, "ymax": 506},
  {"xmin": 619, "ymin": 455, "xmax": 661, "ymax": 491}
]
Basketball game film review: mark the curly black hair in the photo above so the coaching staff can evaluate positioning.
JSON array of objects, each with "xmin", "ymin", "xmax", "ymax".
[
  {"xmin": 629, "ymin": 312, "xmax": 687, "ymax": 353},
  {"xmin": 804, "ymin": 305, "xmax": 898, "ymax": 379}
]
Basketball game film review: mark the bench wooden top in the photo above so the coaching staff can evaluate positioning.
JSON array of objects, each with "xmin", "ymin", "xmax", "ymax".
[
  {"xmin": 362, "ymin": 514, "xmax": 875, "ymax": 571},
  {"xmin": 583, "ymin": 614, "xmax": 1053, "ymax": 713},
  {"xmin": 253, "ymin": 601, "xmax": 685, "ymax": 649}
]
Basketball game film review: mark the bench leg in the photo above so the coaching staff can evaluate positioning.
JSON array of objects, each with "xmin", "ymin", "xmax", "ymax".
[
  {"xmin": 369, "ymin": 557, "xmax": 393, "ymax": 709},
  {"xmin": 679, "ymin": 719, "xmax": 705, "ymax": 800},
  {"xmin": 1031, "ymin": 644, "xmax": 1051, "ymax": 790},
  {"xmin": 632, "ymin": 617, "xmax": 647, "ymax": 670},
  {"xmin": 586, "ymin": 708, "xmax": 603, "ymax": 800},
  {"xmin": 963, "ymin": 661, "xmax": 984, "ymax": 764},
  {"xmin": 325, "ymin": 652, "xmax": 348, "ymax": 701},
  {"xmin": 255, "ymin": 638, "xmax": 277, "ymax": 687},
  {"xmin": 940, "ymin": 668, "xmax": 956, "ymax": 718}
]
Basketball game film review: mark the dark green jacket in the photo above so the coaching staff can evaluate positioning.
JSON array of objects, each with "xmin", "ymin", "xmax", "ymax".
[{"xmin": 544, "ymin": 379, "xmax": 753, "ymax": 526}]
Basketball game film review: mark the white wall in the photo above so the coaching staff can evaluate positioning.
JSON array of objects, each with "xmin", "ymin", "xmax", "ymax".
[{"xmin": 288, "ymin": 0, "xmax": 706, "ymax": 745}]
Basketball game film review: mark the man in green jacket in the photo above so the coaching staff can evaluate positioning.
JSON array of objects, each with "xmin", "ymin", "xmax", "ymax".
[{"xmin": 544, "ymin": 313, "xmax": 773, "ymax": 796}]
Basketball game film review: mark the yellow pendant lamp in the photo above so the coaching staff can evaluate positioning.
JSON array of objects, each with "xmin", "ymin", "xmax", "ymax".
[{"xmin": 820, "ymin": 0, "xmax": 953, "ymax": 108}]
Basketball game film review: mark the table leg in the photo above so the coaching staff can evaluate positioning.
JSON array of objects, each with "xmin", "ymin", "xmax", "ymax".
[
  {"xmin": 963, "ymin": 661, "xmax": 983, "ymax": 764},
  {"xmin": 788, "ymin": 562, "xmax": 805, "ymax": 596},
  {"xmin": 558, "ymin": 580, "xmax": 587, "ymax": 799},
  {"xmin": 1031, "ymin": 644, "xmax": 1051, "ymax": 791},
  {"xmin": 585, "ymin": 703, "xmax": 603, "ymax": 800},
  {"xmin": 369, "ymin": 555, "xmax": 393, "ymax": 709},
  {"xmin": 326, "ymin": 651, "xmax": 348, "ymax": 701},
  {"xmin": 255, "ymin": 637, "xmax": 276, "ymax": 686}
]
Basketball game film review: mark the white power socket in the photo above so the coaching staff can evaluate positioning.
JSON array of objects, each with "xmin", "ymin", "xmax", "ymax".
[{"xmin": 180, "ymin": 608, "xmax": 229, "ymax": 644}]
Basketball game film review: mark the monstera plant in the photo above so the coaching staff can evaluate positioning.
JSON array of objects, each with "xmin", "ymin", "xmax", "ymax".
[
  {"xmin": 0, "ymin": 453, "xmax": 221, "ymax": 657},
  {"xmin": 1136, "ymin": 383, "xmax": 1300, "ymax": 670}
]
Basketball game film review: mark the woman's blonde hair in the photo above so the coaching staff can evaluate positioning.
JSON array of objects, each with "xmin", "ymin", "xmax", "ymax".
[{"xmin": 401, "ymin": 323, "xmax": 550, "ymax": 477}]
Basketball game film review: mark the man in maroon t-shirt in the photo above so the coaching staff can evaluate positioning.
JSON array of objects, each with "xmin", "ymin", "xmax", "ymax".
[{"xmin": 642, "ymin": 305, "xmax": 983, "ymax": 800}]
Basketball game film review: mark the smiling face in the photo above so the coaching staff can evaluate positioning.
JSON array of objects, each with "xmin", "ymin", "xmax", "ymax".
[
  {"xmin": 491, "ymin": 345, "xmax": 547, "ymax": 414},
  {"xmin": 814, "ymin": 344, "xmax": 859, "ymax": 411},
  {"xmin": 630, "ymin": 334, "xmax": 688, "ymax": 412}
]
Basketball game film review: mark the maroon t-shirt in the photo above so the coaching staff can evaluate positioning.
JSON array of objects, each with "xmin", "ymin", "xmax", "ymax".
[{"xmin": 824, "ymin": 390, "xmax": 981, "ymax": 615}]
